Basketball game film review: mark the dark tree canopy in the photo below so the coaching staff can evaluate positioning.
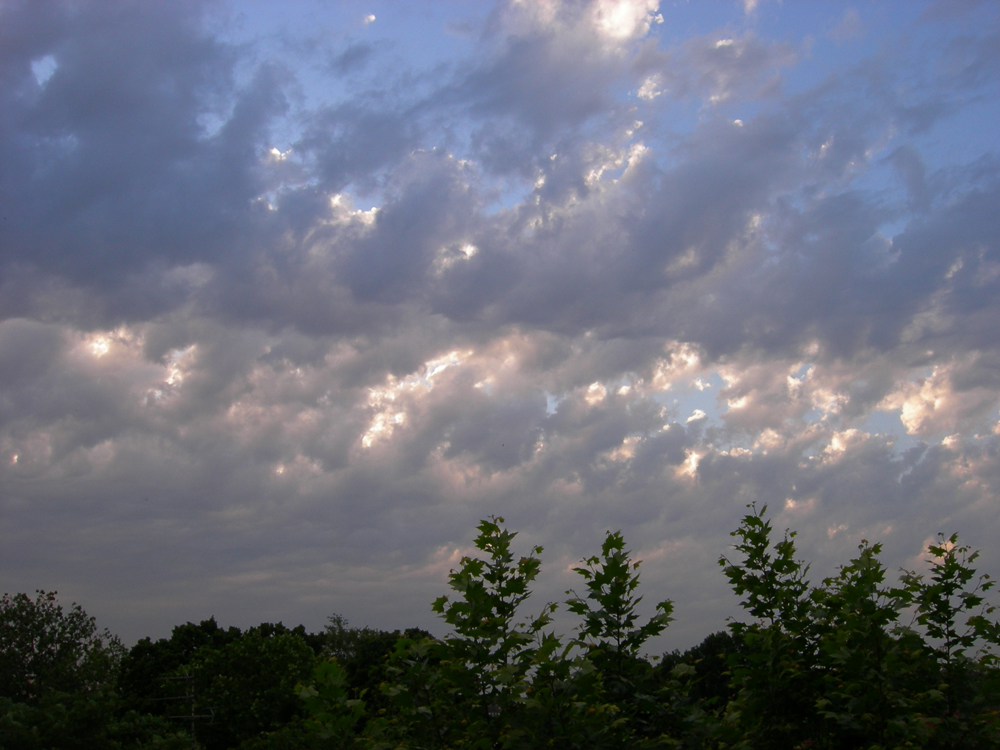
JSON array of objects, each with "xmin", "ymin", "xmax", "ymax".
[
  {"xmin": 0, "ymin": 589, "xmax": 122, "ymax": 703},
  {"xmin": 3, "ymin": 509, "xmax": 1000, "ymax": 750}
]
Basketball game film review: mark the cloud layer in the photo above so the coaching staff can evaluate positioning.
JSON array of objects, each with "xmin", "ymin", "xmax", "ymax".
[{"xmin": 1, "ymin": 0, "xmax": 999, "ymax": 648}]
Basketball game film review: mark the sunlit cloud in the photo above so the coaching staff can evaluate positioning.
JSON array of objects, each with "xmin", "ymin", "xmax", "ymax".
[{"xmin": 1, "ymin": 0, "xmax": 998, "ymax": 651}]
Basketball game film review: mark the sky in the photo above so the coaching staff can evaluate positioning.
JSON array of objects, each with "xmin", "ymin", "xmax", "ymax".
[{"xmin": 2, "ymin": 0, "xmax": 1000, "ymax": 652}]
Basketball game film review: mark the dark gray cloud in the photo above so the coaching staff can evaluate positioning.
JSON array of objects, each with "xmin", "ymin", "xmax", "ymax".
[{"xmin": 0, "ymin": 0, "xmax": 286, "ymax": 309}]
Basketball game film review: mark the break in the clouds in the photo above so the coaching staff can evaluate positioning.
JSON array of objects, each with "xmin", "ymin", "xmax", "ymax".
[{"xmin": 2, "ymin": 0, "xmax": 999, "ymax": 649}]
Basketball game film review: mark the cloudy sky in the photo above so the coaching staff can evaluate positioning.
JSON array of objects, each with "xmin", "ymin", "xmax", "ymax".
[{"xmin": 2, "ymin": 0, "xmax": 1000, "ymax": 650}]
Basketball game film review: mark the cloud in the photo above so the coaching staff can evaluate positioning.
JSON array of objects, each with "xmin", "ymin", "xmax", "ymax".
[
  {"xmin": 640, "ymin": 32, "xmax": 798, "ymax": 106},
  {"xmin": 0, "ymin": 0, "xmax": 289, "ymax": 305},
  {"xmin": 1, "ymin": 0, "xmax": 1000, "ymax": 650},
  {"xmin": 329, "ymin": 42, "xmax": 374, "ymax": 75},
  {"xmin": 830, "ymin": 9, "xmax": 863, "ymax": 43}
]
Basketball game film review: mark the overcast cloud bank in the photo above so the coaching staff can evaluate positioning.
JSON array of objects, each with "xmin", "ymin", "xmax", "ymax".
[{"xmin": 1, "ymin": 0, "xmax": 999, "ymax": 649}]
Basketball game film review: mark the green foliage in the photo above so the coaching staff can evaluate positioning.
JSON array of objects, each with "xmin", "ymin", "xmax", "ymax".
[
  {"xmin": 719, "ymin": 505, "xmax": 1000, "ymax": 750},
  {"xmin": 6, "ymin": 509, "xmax": 1000, "ymax": 749},
  {"xmin": 720, "ymin": 504, "xmax": 811, "ymax": 629},
  {"xmin": 117, "ymin": 617, "xmax": 243, "ymax": 718},
  {"xmin": 512, "ymin": 629, "xmax": 608, "ymax": 748},
  {"xmin": 297, "ymin": 658, "xmax": 367, "ymax": 747},
  {"xmin": 114, "ymin": 618, "xmax": 323, "ymax": 750},
  {"xmin": 322, "ymin": 614, "xmax": 429, "ymax": 721},
  {"xmin": 658, "ymin": 630, "xmax": 742, "ymax": 709},
  {"xmin": 432, "ymin": 515, "xmax": 550, "ymax": 673},
  {"xmin": 897, "ymin": 533, "xmax": 1000, "ymax": 748},
  {"xmin": 371, "ymin": 634, "xmax": 468, "ymax": 749},
  {"xmin": 899, "ymin": 533, "xmax": 999, "ymax": 666},
  {"xmin": 812, "ymin": 540, "xmax": 917, "ymax": 748},
  {"xmin": 566, "ymin": 530, "xmax": 676, "ymax": 747},
  {"xmin": 182, "ymin": 625, "xmax": 318, "ymax": 750},
  {"xmin": 0, "ymin": 591, "xmax": 151, "ymax": 750},
  {"xmin": 428, "ymin": 515, "xmax": 555, "ymax": 747},
  {"xmin": 0, "ymin": 690, "xmax": 188, "ymax": 749},
  {"xmin": 567, "ymin": 530, "xmax": 674, "ymax": 681},
  {"xmin": 235, "ymin": 717, "xmax": 330, "ymax": 750},
  {"xmin": 718, "ymin": 504, "xmax": 823, "ymax": 750},
  {"xmin": 297, "ymin": 517, "xmax": 681, "ymax": 749},
  {"xmin": 295, "ymin": 516, "xmax": 552, "ymax": 750},
  {"xmin": 0, "ymin": 590, "xmax": 123, "ymax": 704}
]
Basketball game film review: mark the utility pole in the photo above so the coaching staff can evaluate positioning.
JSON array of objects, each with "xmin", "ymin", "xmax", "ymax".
[{"xmin": 158, "ymin": 672, "xmax": 214, "ymax": 750}]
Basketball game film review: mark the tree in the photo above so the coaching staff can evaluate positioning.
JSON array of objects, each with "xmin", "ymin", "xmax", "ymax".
[
  {"xmin": 293, "ymin": 510, "xmax": 1000, "ymax": 748},
  {"xmin": 317, "ymin": 614, "xmax": 431, "ymax": 727},
  {"xmin": 117, "ymin": 616, "xmax": 244, "ymax": 725},
  {"xmin": 567, "ymin": 530, "xmax": 674, "ymax": 689},
  {"xmin": 190, "ymin": 625, "xmax": 318, "ymax": 750},
  {"xmin": 720, "ymin": 506, "xmax": 1000, "ymax": 750},
  {"xmin": 300, "ymin": 518, "xmax": 681, "ymax": 749},
  {"xmin": 898, "ymin": 533, "xmax": 1000, "ymax": 748},
  {"xmin": 0, "ymin": 590, "xmax": 189, "ymax": 750},
  {"xmin": 429, "ymin": 515, "xmax": 553, "ymax": 747},
  {"xmin": 719, "ymin": 505, "xmax": 826, "ymax": 749},
  {"xmin": 657, "ymin": 629, "xmax": 744, "ymax": 708},
  {"xmin": 0, "ymin": 590, "xmax": 123, "ymax": 703},
  {"xmin": 812, "ymin": 539, "xmax": 917, "ymax": 748},
  {"xmin": 566, "ymin": 530, "xmax": 675, "ymax": 745}
]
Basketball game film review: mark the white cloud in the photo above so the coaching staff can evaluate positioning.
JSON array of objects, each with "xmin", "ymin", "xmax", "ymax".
[
  {"xmin": 592, "ymin": 0, "xmax": 662, "ymax": 42},
  {"xmin": 31, "ymin": 55, "xmax": 58, "ymax": 86}
]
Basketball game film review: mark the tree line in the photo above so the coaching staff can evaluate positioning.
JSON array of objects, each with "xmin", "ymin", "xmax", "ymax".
[{"xmin": 2, "ymin": 505, "xmax": 999, "ymax": 749}]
